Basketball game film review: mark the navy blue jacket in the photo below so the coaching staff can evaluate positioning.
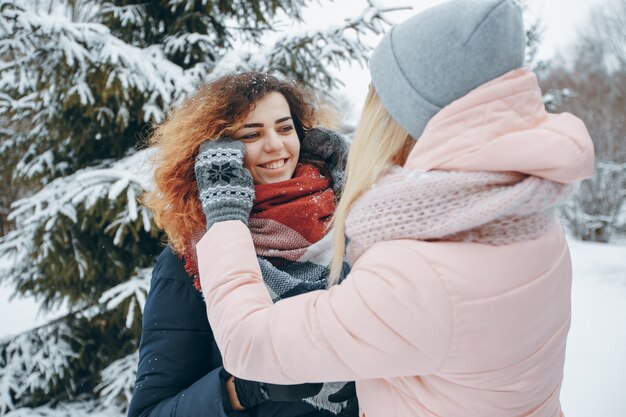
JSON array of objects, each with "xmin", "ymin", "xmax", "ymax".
[{"xmin": 128, "ymin": 247, "xmax": 334, "ymax": 417}]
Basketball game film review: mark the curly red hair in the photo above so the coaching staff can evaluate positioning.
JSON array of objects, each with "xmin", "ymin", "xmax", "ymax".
[{"xmin": 142, "ymin": 72, "xmax": 336, "ymax": 254}]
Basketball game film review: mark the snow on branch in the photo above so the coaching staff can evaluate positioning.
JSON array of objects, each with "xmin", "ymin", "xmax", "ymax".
[
  {"xmin": 0, "ymin": 150, "xmax": 155, "ymax": 281},
  {"xmin": 0, "ymin": 0, "xmax": 194, "ymax": 184},
  {"xmin": 210, "ymin": 1, "xmax": 405, "ymax": 89},
  {"xmin": 0, "ymin": 322, "xmax": 80, "ymax": 414},
  {"xmin": 100, "ymin": 3, "xmax": 146, "ymax": 28},
  {"xmin": 543, "ymin": 88, "xmax": 575, "ymax": 112},
  {"xmin": 4, "ymin": 399, "xmax": 123, "ymax": 417},
  {"xmin": 0, "ymin": 222, "xmax": 38, "ymax": 286},
  {"xmin": 163, "ymin": 32, "xmax": 220, "ymax": 60},
  {"xmin": 559, "ymin": 161, "xmax": 626, "ymax": 242},
  {"xmin": 99, "ymin": 267, "xmax": 151, "ymax": 328},
  {"xmin": 1, "ymin": 0, "xmax": 193, "ymax": 128},
  {"xmin": 8, "ymin": 149, "xmax": 153, "ymax": 229},
  {"xmin": 95, "ymin": 353, "xmax": 137, "ymax": 409},
  {"xmin": 14, "ymin": 148, "xmax": 58, "ymax": 182}
]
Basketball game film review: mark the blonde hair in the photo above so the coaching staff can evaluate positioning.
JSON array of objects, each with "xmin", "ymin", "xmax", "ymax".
[{"xmin": 328, "ymin": 88, "xmax": 415, "ymax": 284}]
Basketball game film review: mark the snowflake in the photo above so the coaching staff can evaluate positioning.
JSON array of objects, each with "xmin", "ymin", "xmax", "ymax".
[{"xmin": 207, "ymin": 162, "xmax": 238, "ymax": 183}]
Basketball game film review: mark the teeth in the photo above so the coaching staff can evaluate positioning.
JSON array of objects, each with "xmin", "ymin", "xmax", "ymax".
[{"xmin": 261, "ymin": 159, "xmax": 286, "ymax": 169}]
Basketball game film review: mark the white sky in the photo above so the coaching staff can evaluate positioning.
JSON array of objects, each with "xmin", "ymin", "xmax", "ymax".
[{"xmin": 295, "ymin": 0, "xmax": 610, "ymax": 123}]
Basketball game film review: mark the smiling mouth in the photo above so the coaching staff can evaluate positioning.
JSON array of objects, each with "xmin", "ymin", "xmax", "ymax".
[{"xmin": 259, "ymin": 158, "xmax": 288, "ymax": 169}]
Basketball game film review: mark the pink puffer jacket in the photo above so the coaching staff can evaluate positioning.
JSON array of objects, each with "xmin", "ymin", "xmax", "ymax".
[{"xmin": 197, "ymin": 68, "xmax": 594, "ymax": 417}]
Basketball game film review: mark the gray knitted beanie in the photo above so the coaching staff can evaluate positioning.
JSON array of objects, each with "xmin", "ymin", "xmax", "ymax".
[{"xmin": 369, "ymin": 0, "xmax": 526, "ymax": 140}]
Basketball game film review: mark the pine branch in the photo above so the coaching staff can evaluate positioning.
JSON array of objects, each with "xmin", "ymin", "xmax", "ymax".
[
  {"xmin": 0, "ymin": 262, "xmax": 152, "ymax": 414},
  {"xmin": 99, "ymin": 3, "xmax": 145, "ymax": 28},
  {"xmin": 98, "ymin": 268, "xmax": 151, "ymax": 328},
  {"xmin": 210, "ymin": 1, "xmax": 406, "ymax": 90},
  {"xmin": 4, "ymin": 399, "xmax": 123, "ymax": 417},
  {"xmin": 1, "ymin": 2, "xmax": 191, "ymax": 183},
  {"xmin": 0, "ymin": 150, "xmax": 158, "ymax": 307},
  {"xmin": 0, "ymin": 322, "xmax": 81, "ymax": 414},
  {"xmin": 542, "ymin": 88, "xmax": 575, "ymax": 112},
  {"xmin": 95, "ymin": 353, "xmax": 137, "ymax": 409}
]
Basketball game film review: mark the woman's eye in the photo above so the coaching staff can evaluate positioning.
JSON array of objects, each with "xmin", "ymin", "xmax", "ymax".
[
  {"xmin": 279, "ymin": 125, "xmax": 294, "ymax": 133},
  {"xmin": 239, "ymin": 133, "xmax": 259, "ymax": 141}
]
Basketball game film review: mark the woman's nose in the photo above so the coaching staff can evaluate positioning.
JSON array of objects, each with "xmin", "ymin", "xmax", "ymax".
[{"xmin": 263, "ymin": 130, "xmax": 284, "ymax": 151}]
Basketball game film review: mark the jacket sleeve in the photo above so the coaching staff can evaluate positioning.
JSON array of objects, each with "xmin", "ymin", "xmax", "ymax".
[
  {"xmin": 197, "ymin": 220, "xmax": 453, "ymax": 384},
  {"xmin": 127, "ymin": 256, "xmax": 245, "ymax": 417}
]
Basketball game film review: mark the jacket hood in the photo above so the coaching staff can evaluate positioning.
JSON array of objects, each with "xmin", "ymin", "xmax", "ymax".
[{"xmin": 404, "ymin": 68, "xmax": 595, "ymax": 184}]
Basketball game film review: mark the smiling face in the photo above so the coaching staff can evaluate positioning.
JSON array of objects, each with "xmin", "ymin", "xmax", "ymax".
[{"xmin": 234, "ymin": 92, "xmax": 301, "ymax": 185}]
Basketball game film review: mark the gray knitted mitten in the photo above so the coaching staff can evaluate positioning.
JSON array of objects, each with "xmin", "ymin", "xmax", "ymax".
[
  {"xmin": 301, "ymin": 128, "xmax": 349, "ymax": 194},
  {"xmin": 194, "ymin": 138, "xmax": 255, "ymax": 230}
]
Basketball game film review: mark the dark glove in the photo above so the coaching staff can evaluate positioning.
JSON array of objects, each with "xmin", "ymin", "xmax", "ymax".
[
  {"xmin": 233, "ymin": 377, "xmax": 323, "ymax": 408},
  {"xmin": 328, "ymin": 381, "xmax": 356, "ymax": 403},
  {"xmin": 301, "ymin": 128, "xmax": 349, "ymax": 194},
  {"xmin": 329, "ymin": 382, "xmax": 359, "ymax": 417},
  {"xmin": 335, "ymin": 397, "xmax": 359, "ymax": 417},
  {"xmin": 194, "ymin": 138, "xmax": 255, "ymax": 230}
]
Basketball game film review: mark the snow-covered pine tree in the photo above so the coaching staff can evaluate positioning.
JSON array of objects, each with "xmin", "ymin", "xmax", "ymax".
[{"xmin": 0, "ymin": 0, "xmax": 397, "ymax": 414}]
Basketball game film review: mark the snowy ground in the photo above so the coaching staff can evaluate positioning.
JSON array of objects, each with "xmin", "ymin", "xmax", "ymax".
[
  {"xmin": 560, "ymin": 240, "xmax": 626, "ymax": 417},
  {"xmin": 1, "ymin": 238, "xmax": 625, "ymax": 416}
]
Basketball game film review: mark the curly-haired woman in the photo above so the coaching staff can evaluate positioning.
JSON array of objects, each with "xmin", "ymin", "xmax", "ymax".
[{"xmin": 127, "ymin": 72, "xmax": 355, "ymax": 417}]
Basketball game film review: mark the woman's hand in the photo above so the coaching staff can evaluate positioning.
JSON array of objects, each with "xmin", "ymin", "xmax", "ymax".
[
  {"xmin": 301, "ymin": 128, "xmax": 349, "ymax": 169},
  {"xmin": 194, "ymin": 138, "xmax": 255, "ymax": 230},
  {"xmin": 301, "ymin": 128, "xmax": 349, "ymax": 193},
  {"xmin": 329, "ymin": 382, "xmax": 359, "ymax": 417},
  {"xmin": 230, "ymin": 376, "xmax": 323, "ymax": 408}
]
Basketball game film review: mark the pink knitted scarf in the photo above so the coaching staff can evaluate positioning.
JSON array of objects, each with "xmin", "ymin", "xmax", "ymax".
[{"xmin": 345, "ymin": 167, "xmax": 574, "ymax": 263}]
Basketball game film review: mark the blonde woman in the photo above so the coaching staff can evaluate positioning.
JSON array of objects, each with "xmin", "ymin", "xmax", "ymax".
[{"xmin": 194, "ymin": 1, "xmax": 595, "ymax": 416}]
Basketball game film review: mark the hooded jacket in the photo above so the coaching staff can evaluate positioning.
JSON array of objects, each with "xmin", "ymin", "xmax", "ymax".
[{"xmin": 196, "ymin": 68, "xmax": 595, "ymax": 417}]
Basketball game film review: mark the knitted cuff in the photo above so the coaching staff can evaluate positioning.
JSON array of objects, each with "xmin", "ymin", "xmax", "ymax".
[
  {"xmin": 198, "ymin": 184, "xmax": 255, "ymax": 210},
  {"xmin": 233, "ymin": 378, "xmax": 269, "ymax": 408},
  {"xmin": 205, "ymin": 209, "xmax": 250, "ymax": 231},
  {"xmin": 199, "ymin": 185, "xmax": 254, "ymax": 228}
]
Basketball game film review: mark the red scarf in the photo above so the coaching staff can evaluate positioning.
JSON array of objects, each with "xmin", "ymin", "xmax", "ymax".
[
  {"xmin": 183, "ymin": 163, "xmax": 335, "ymax": 290},
  {"xmin": 249, "ymin": 164, "xmax": 335, "ymax": 262}
]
